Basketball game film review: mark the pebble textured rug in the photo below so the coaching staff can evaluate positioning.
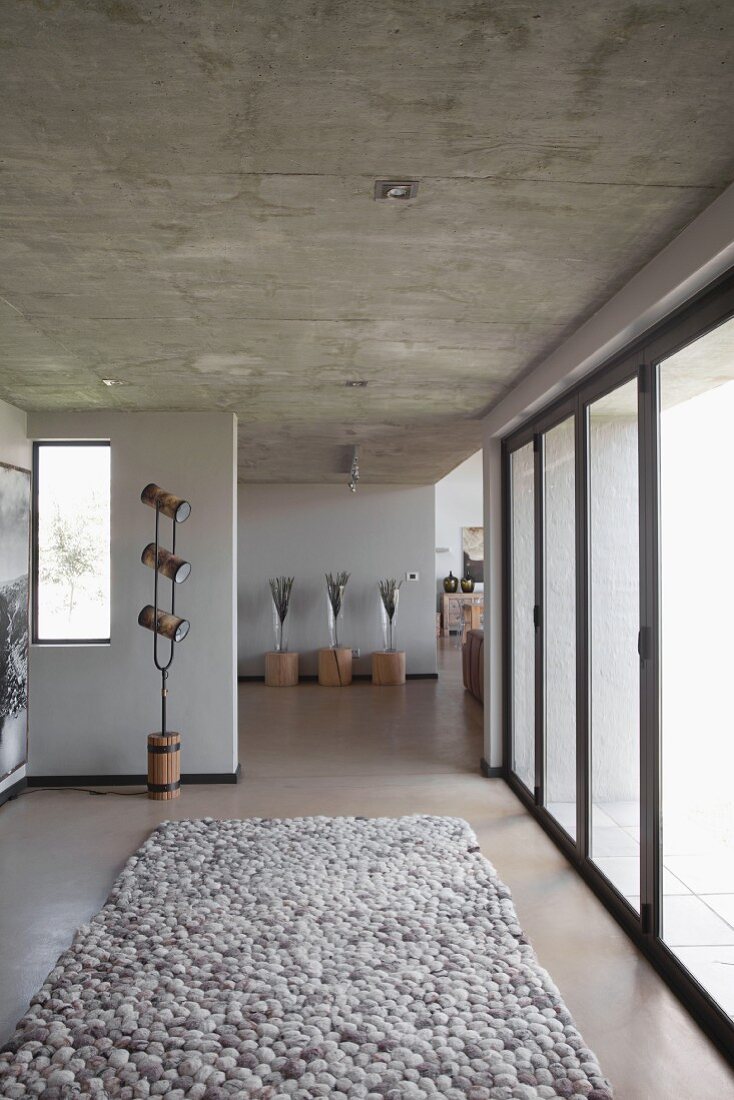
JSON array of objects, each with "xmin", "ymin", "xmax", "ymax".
[{"xmin": 0, "ymin": 816, "xmax": 613, "ymax": 1099}]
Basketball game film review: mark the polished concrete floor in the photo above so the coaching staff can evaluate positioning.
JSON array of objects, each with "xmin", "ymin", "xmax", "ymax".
[{"xmin": 1, "ymin": 644, "xmax": 733, "ymax": 1098}]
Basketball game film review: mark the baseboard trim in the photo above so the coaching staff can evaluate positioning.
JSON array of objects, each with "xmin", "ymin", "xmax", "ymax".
[
  {"xmin": 27, "ymin": 770, "xmax": 241, "ymax": 788},
  {"xmin": 480, "ymin": 757, "xmax": 504, "ymax": 778},
  {"xmin": 0, "ymin": 775, "xmax": 28, "ymax": 806},
  {"xmin": 238, "ymin": 673, "xmax": 438, "ymax": 682}
]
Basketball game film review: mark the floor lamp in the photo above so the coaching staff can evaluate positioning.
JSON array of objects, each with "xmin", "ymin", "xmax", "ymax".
[{"xmin": 138, "ymin": 483, "xmax": 191, "ymax": 800}]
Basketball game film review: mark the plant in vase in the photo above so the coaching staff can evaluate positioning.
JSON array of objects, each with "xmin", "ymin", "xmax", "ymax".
[
  {"xmin": 325, "ymin": 571, "xmax": 350, "ymax": 648},
  {"xmin": 378, "ymin": 578, "xmax": 403, "ymax": 652},
  {"xmin": 268, "ymin": 576, "xmax": 294, "ymax": 652}
]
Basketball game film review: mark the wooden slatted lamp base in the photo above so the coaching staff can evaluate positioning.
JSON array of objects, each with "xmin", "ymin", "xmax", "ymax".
[
  {"xmin": 371, "ymin": 650, "xmax": 406, "ymax": 685},
  {"xmin": 318, "ymin": 647, "xmax": 353, "ymax": 686},
  {"xmin": 147, "ymin": 733, "xmax": 181, "ymax": 800},
  {"xmin": 265, "ymin": 651, "xmax": 299, "ymax": 686}
]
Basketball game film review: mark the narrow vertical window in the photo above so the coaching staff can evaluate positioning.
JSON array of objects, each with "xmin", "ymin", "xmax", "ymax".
[{"xmin": 33, "ymin": 442, "xmax": 111, "ymax": 644}]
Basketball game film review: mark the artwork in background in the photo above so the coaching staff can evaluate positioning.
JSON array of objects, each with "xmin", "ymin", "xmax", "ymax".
[
  {"xmin": 462, "ymin": 525, "xmax": 484, "ymax": 584},
  {"xmin": 0, "ymin": 462, "xmax": 30, "ymax": 782}
]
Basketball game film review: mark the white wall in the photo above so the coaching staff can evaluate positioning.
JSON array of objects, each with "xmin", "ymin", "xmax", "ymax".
[
  {"xmin": 27, "ymin": 411, "xmax": 238, "ymax": 778},
  {"xmin": 482, "ymin": 183, "xmax": 734, "ymax": 769},
  {"xmin": 0, "ymin": 398, "xmax": 31, "ymax": 797},
  {"xmin": 238, "ymin": 484, "xmax": 436, "ymax": 677},
  {"xmin": 434, "ymin": 450, "xmax": 483, "ymax": 605}
]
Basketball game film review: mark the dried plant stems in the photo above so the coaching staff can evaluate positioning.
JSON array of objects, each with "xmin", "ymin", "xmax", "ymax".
[
  {"xmin": 325, "ymin": 571, "xmax": 350, "ymax": 618},
  {"xmin": 325, "ymin": 571, "xmax": 350, "ymax": 648},
  {"xmin": 378, "ymin": 578, "xmax": 403, "ymax": 621},
  {"xmin": 269, "ymin": 576, "xmax": 294, "ymax": 622}
]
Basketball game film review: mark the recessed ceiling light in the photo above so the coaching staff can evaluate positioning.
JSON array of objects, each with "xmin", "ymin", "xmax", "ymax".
[
  {"xmin": 374, "ymin": 179, "xmax": 419, "ymax": 201},
  {"xmin": 345, "ymin": 380, "xmax": 368, "ymax": 388},
  {"xmin": 101, "ymin": 378, "xmax": 126, "ymax": 386}
]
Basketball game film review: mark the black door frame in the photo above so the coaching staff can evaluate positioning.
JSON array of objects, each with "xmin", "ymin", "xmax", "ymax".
[{"xmin": 500, "ymin": 269, "xmax": 734, "ymax": 1065}]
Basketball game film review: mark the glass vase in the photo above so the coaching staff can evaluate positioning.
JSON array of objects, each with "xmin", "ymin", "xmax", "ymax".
[
  {"xmin": 380, "ymin": 588, "xmax": 400, "ymax": 652},
  {"xmin": 272, "ymin": 604, "xmax": 289, "ymax": 652},
  {"xmin": 327, "ymin": 589, "xmax": 345, "ymax": 648}
]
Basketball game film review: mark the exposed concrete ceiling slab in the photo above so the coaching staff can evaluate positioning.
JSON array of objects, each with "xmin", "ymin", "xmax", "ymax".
[{"xmin": 0, "ymin": 0, "xmax": 732, "ymax": 481}]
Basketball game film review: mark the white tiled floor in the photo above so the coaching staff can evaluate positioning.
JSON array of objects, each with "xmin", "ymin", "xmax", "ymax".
[
  {"xmin": 591, "ymin": 825, "xmax": 640, "ymax": 857},
  {"xmin": 674, "ymin": 947, "xmax": 734, "ymax": 1018},
  {"xmin": 593, "ymin": 859, "xmax": 689, "ymax": 898},
  {"xmin": 546, "ymin": 800, "xmax": 734, "ymax": 1019},
  {"xmin": 662, "ymin": 896, "xmax": 734, "ymax": 947},
  {"xmin": 596, "ymin": 800, "xmax": 640, "ymax": 828},
  {"xmin": 703, "ymin": 895, "xmax": 734, "ymax": 926},
  {"xmin": 546, "ymin": 800, "xmax": 576, "ymax": 833},
  {"xmin": 664, "ymin": 854, "xmax": 734, "ymax": 895}
]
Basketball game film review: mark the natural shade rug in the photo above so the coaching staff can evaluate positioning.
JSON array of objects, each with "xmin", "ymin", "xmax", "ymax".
[{"xmin": 0, "ymin": 816, "xmax": 613, "ymax": 1099}]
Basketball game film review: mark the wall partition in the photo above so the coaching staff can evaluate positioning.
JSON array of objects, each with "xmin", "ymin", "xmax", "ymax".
[{"xmin": 502, "ymin": 272, "xmax": 734, "ymax": 1063}]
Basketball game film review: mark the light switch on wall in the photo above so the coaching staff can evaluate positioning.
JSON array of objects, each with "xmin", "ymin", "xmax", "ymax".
[{"xmin": 406, "ymin": 571, "xmax": 419, "ymax": 582}]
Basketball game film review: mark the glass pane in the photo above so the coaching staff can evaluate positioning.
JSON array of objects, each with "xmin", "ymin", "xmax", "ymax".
[
  {"xmin": 511, "ymin": 442, "xmax": 535, "ymax": 791},
  {"xmin": 659, "ymin": 316, "xmax": 734, "ymax": 1020},
  {"xmin": 588, "ymin": 379, "xmax": 640, "ymax": 908},
  {"xmin": 544, "ymin": 417, "xmax": 577, "ymax": 838},
  {"xmin": 36, "ymin": 444, "xmax": 111, "ymax": 641}
]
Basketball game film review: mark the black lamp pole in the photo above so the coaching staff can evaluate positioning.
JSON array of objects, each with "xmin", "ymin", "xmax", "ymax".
[
  {"xmin": 152, "ymin": 501, "xmax": 177, "ymax": 735},
  {"xmin": 138, "ymin": 483, "xmax": 192, "ymax": 734}
]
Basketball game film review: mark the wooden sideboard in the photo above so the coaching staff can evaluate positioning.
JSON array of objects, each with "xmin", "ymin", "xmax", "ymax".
[{"xmin": 441, "ymin": 592, "xmax": 483, "ymax": 636}]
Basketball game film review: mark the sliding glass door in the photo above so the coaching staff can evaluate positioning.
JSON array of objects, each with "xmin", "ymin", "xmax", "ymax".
[
  {"xmin": 587, "ymin": 380, "xmax": 641, "ymax": 908},
  {"xmin": 502, "ymin": 272, "xmax": 734, "ymax": 1060},
  {"xmin": 658, "ymin": 315, "xmax": 734, "ymax": 1020},
  {"xmin": 543, "ymin": 416, "xmax": 577, "ymax": 839},
  {"xmin": 509, "ymin": 441, "xmax": 536, "ymax": 793}
]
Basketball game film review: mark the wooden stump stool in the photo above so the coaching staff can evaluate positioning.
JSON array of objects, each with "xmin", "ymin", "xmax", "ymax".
[
  {"xmin": 147, "ymin": 732, "xmax": 181, "ymax": 800},
  {"xmin": 372, "ymin": 650, "xmax": 406, "ymax": 685},
  {"xmin": 265, "ymin": 651, "xmax": 299, "ymax": 686},
  {"xmin": 318, "ymin": 647, "xmax": 353, "ymax": 686}
]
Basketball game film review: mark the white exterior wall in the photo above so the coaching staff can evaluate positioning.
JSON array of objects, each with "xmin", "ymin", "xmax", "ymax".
[
  {"xmin": 543, "ymin": 418, "xmax": 576, "ymax": 803},
  {"xmin": 539, "ymin": 415, "xmax": 640, "ymax": 803},
  {"xmin": 238, "ymin": 483, "xmax": 436, "ymax": 677},
  {"xmin": 589, "ymin": 417, "xmax": 640, "ymax": 801},
  {"xmin": 27, "ymin": 411, "xmax": 238, "ymax": 778}
]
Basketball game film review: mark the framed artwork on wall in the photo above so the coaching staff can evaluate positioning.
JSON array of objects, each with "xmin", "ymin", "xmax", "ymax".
[
  {"xmin": 462, "ymin": 526, "xmax": 484, "ymax": 584},
  {"xmin": 0, "ymin": 462, "xmax": 31, "ymax": 783}
]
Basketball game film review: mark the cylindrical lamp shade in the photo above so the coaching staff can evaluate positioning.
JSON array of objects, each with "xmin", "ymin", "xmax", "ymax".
[
  {"xmin": 141, "ymin": 544, "xmax": 191, "ymax": 583},
  {"xmin": 140, "ymin": 483, "xmax": 191, "ymax": 523},
  {"xmin": 138, "ymin": 605, "xmax": 190, "ymax": 642}
]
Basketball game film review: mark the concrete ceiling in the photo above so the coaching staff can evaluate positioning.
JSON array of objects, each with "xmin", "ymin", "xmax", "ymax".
[{"xmin": 0, "ymin": 1, "xmax": 732, "ymax": 483}]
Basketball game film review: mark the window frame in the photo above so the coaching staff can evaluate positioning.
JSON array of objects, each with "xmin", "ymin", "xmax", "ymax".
[
  {"xmin": 501, "ymin": 269, "xmax": 734, "ymax": 1068},
  {"xmin": 32, "ymin": 439, "xmax": 111, "ymax": 646}
]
